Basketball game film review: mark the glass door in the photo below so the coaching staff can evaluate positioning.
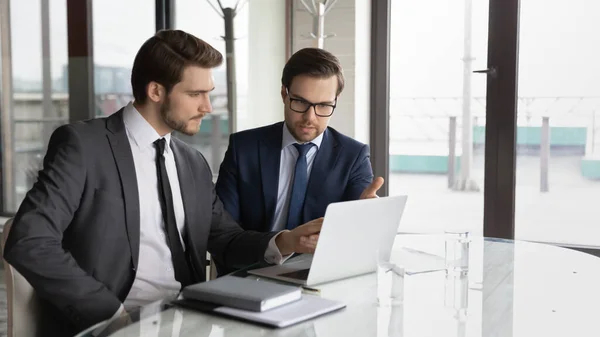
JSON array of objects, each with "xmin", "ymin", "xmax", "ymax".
[{"xmin": 388, "ymin": 0, "xmax": 490, "ymax": 235}]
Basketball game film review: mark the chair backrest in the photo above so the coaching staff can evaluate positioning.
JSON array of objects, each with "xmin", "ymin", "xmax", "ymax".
[
  {"xmin": 2, "ymin": 218, "xmax": 42, "ymax": 337},
  {"xmin": 206, "ymin": 252, "xmax": 217, "ymax": 281}
]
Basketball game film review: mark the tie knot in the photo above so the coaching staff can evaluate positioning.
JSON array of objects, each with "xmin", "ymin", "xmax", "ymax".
[
  {"xmin": 293, "ymin": 143, "xmax": 314, "ymax": 157},
  {"xmin": 154, "ymin": 138, "xmax": 167, "ymax": 155}
]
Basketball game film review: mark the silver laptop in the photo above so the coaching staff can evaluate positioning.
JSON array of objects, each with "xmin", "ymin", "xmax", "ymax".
[{"xmin": 248, "ymin": 195, "xmax": 408, "ymax": 287}]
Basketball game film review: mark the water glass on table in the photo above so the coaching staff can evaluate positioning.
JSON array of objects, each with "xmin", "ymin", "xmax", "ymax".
[
  {"xmin": 376, "ymin": 249, "xmax": 405, "ymax": 306},
  {"xmin": 444, "ymin": 231, "xmax": 470, "ymax": 274}
]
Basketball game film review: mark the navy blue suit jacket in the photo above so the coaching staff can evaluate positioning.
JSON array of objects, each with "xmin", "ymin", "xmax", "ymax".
[{"xmin": 215, "ymin": 122, "xmax": 374, "ymax": 233}]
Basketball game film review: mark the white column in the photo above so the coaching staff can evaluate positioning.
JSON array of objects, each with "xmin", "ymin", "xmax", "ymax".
[
  {"xmin": 353, "ymin": 0, "xmax": 371, "ymax": 144},
  {"xmin": 239, "ymin": 0, "xmax": 287, "ymax": 132},
  {"xmin": 292, "ymin": 0, "xmax": 371, "ymax": 145}
]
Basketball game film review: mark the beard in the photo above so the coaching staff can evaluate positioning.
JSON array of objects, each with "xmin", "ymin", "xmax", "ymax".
[
  {"xmin": 286, "ymin": 120, "xmax": 319, "ymax": 142},
  {"xmin": 159, "ymin": 97, "xmax": 199, "ymax": 136}
]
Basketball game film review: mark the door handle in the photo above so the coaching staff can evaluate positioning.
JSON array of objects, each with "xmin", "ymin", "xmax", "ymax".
[{"xmin": 473, "ymin": 67, "xmax": 497, "ymax": 78}]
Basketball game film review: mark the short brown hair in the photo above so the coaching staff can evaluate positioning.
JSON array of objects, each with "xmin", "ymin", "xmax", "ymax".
[
  {"xmin": 131, "ymin": 29, "xmax": 223, "ymax": 103},
  {"xmin": 281, "ymin": 48, "xmax": 345, "ymax": 96}
]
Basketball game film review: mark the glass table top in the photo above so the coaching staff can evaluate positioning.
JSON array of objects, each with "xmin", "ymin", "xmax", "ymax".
[{"xmin": 79, "ymin": 234, "xmax": 600, "ymax": 337}]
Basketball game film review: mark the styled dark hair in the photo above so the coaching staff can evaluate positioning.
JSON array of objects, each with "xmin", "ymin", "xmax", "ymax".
[
  {"xmin": 131, "ymin": 29, "xmax": 223, "ymax": 103},
  {"xmin": 281, "ymin": 48, "xmax": 345, "ymax": 96}
]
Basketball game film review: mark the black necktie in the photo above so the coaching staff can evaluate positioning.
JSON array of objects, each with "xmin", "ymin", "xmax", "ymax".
[
  {"xmin": 286, "ymin": 143, "xmax": 315, "ymax": 230},
  {"xmin": 154, "ymin": 138, "xmax": 193, "ymax": 287}
]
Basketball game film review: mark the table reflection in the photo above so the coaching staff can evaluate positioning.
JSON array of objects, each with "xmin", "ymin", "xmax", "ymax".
[{"xmin": 77, "ymin": 234, "xmax": 600, "ymax": 337}]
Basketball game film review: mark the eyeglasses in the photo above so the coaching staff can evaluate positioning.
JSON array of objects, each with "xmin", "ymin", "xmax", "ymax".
[{"xmin": 285, "ymin": 87, "xmax": 337, "ymax": 117}]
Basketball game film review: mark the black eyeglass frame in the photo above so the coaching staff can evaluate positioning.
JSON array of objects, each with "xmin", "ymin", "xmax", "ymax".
[{"xmin": 285, "ymin": 87, "xmax": 338, "ymax": 117}]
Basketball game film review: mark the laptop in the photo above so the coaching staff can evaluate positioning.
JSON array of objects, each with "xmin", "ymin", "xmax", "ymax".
[{"xmin": 248, "ymin": 195, "xmax": 408, "ymax": 287}]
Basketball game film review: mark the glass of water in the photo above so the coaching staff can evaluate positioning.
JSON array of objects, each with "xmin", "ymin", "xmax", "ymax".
[
  {"xmin": 376, "ymin": 249, "xmax": 405, "ymax": 306},
  {"xmin": 444, "ymin": 231, "xmax": 470, "ymax": 273},
  {"xmin": 444, "ymin": 269, "xmax": 469, "ymax": 311}
]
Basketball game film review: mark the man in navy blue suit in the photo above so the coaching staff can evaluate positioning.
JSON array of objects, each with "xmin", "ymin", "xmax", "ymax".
[{"xmin": 215, "ymin": 48, "xmax": 383, "ymax": 244}]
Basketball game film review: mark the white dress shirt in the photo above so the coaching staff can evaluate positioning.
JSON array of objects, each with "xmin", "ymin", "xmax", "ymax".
[
  {"xmin": 271, "ymin": 124, "xmax": 324, "ymax": 231},
  {"xmin": 103, "ymin": 103, "xmax": 286, "ymax": 318},
  {"xmin": 122, "ymin": 103, "xmax": 185, "ymax": 309}
]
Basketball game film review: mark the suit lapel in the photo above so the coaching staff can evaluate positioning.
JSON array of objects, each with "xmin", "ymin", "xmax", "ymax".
[
  {"xmin": 170, "ymin": 138, "xmax": 206, "ymax": 281},
  {"xmin": 170, "ymin": 139, "xmax": 196, "ymax": 239},
  {"xmin": 106, "ymin": 109, "xmax": 140, "ymax": 270},
  {"xmin": 304, "ymin": 129, "xmax": 341, "ymax": 221},
  {"xmin": 259, "ymin": 123, "xmax": 283, "ymax": 230}
]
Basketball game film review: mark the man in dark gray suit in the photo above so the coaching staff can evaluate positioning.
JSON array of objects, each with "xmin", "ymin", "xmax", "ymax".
[{"xmin": 2, "ymin": 29, "xmax": 322, "ymax": 336}]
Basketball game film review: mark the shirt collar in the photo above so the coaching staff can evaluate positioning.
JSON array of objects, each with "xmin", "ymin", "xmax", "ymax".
[
  {"xmin": 281, "ymin": 123, "xmax": 324, "ymax": 150},
  {"xmin": 123, "ymin": 101, "xmax": 172, "ymax": 153}
]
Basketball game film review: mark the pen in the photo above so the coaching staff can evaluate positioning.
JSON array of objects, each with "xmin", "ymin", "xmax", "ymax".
[{"xmin": 301, "ymin": 286, "xmax": 321, "ymax": 294}]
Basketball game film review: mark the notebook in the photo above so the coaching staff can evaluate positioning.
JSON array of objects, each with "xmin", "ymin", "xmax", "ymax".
[
  {"xmin": 173, "ymin": 294, "xmax": 346, "ymax": 328},
  {"xmin": 181, "ymin": 275, "xmax": 302, "ymax": 312}
]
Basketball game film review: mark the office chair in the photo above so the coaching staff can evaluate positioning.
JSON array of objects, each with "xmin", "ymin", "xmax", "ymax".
[{"xmin": 1, "ymin": 218, "xmax": 42, "ymax": 337}]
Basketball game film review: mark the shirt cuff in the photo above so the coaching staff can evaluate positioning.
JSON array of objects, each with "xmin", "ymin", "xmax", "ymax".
[
  {"xmin": 91, "ymin": 304, "xmax": 125, "ymax": 336},
  {"xmin": 264, "ymin": 231, "xmax": 294, "ymax": 265}
]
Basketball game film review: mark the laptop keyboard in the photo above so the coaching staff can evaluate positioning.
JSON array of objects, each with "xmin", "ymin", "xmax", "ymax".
[{"xmin": 278, "ymin": 268, "xmax": 310, "ymax": 280}]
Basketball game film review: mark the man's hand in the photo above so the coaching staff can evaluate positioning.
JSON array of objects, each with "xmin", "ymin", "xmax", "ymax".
[
  {"xmin": 275, "ymin": 218, "xmax": 323, "ymax": 256},
  {"xmin": 360, "ymin": 176, "xmax": 384, "ymax": 199}
]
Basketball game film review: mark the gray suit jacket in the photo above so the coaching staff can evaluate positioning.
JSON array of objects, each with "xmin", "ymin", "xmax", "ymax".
[{"xmin": 3, "ymin": 109, "xmax": 276, "ymax": 336}]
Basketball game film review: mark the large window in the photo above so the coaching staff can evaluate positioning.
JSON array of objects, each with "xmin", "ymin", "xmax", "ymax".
[
  {"xmin": 175, "ymin": 0, "xmax": 248, "ymax": 174},
  {"xmin": 382, "ymin": 0, "xmax": 600, "ymax": 243},
  {"xmin": 176, "ymin": 0, "xmax": 287, "ymax": 176},
  {"xmin": 1, "ymin": 0, "xmax": 69, "ymax": 213},
  {"xmin": 0, "ymin": 0, "xmax": 155, "ymax": 214},
  {"xmin": 387, "ymin": 0, "xmax": 490, "ymax": 235},
  {"xmin": 515, "ymin": 0, "xmax": 600, "ymax": 246},
  {"xmin": 92, "ymin": 0, "xmax": 154, "ymax": 117}
]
